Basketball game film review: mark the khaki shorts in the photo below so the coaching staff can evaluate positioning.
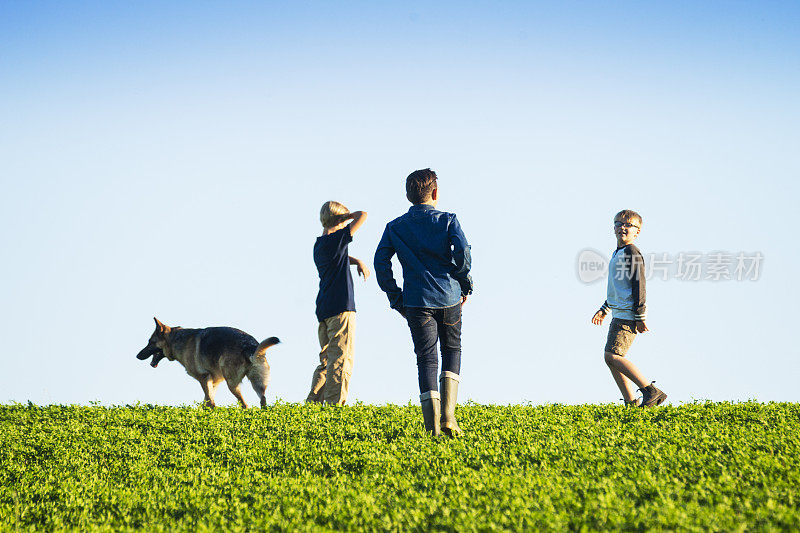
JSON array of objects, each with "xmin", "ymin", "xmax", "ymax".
[{"xmin": 605, "ymin": 318, "xmax": 637, "ymax": 356}]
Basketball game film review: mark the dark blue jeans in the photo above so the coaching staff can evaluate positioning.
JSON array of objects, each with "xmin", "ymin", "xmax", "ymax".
[{"xmin": 405, "ymin": 304, "xmax": 462, "ymax": 393}]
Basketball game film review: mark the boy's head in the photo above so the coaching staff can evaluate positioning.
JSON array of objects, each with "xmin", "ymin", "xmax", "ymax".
[
  {"xmin": 406, "ymin": 168, "xmax": 438, "ymax": 205},
  {"xmin": 613, "ymin": 209, "xmax": 642, "ymax": 246},
  {"xmin": 320, "ymin": 201, "xmax": 350, "ymax": 229}
]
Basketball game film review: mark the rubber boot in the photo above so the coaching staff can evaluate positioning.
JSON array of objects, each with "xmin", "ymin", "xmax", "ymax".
[
  {"xmin": 440, "ymin": 371, "xmax": 462, "ymax": 437},
  {"xmin": 419, "ymin": 390, "xmax": 441, "ymax": 437}
]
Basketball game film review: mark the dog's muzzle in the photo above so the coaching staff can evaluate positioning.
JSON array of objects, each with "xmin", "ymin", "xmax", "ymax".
[{"xmin": 136, "ymin": 345, "xmax": 165, "ymax": 367}]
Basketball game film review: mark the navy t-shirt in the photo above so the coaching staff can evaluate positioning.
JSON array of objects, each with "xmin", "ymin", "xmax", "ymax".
[{"xmin": 314, "ymin": 227, "xmax": 356, "ymax": 322}]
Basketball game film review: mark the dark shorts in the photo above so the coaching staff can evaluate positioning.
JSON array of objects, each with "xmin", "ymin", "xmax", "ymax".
[{"xmin": 605, "ymin": 318, "xmax": 637, "ymax": 356}]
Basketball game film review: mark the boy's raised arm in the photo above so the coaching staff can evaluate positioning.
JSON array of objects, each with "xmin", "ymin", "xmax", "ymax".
[
  {"xmin": 374, "ymin": 227, "xmax": 404, "ymax": 312},
  {"xmin": 346, "ymin": 211, "xmax": 368, "ymax": 236}
]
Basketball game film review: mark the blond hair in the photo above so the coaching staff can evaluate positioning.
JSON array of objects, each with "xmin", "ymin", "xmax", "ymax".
[
  {"xmin": 320, "ymin": 201, "xmax": 350, "ymax": 228},
  {"xmin": 614, "ymin": 209, "xmax": 643, "ymax": 227}
]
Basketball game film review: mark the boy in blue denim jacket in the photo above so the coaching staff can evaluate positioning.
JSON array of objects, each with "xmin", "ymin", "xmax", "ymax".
[{"xmin": 374, "ymin": 168, "xmax": 473, "ymax": 437}]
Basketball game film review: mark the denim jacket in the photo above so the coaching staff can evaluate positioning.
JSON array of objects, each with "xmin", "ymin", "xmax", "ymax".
[{"xmin": 374, "ymin": 204, "xmax": 473, "ymax": 309}]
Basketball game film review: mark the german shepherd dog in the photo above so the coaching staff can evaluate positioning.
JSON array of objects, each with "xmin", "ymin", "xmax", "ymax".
[{"xmin": 137, "ymin": 318, "xmax": 280, "ymax": 408}]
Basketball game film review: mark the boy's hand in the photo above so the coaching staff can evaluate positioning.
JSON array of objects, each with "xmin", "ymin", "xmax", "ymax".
[
  {"xmin": 591, "ymin": 310, "xmax": 606, "ymax": 325},
  {"xmin": 356, "ymin": 261, "xmax": 371, "ymax": 281},
  {"xmin": 349, "ymin": 256, "xmax": 370, "ymax": 281},
  {"xmin": 461, "ymin": 295, "xmax": 468, "ymax": 306},
  {"xmin": 635, "ymin": 320, "xmax": 649, "ymax": 333}
]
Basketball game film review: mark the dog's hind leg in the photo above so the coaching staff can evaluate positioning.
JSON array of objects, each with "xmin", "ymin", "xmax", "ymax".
[
  {"xmin": 227, "ymin": 381, "xmax": 249, "ymax": 409},
  {"xmin": 221, "ymin": 362, "xmax": 249, "ymax": 408},
  {"xmin": 249, "ymin": 375, "xmax": 268, "ymax": 408},
  {"xmin": 247, "ymin": 363, "xmax": 270, "ymax": 408}
]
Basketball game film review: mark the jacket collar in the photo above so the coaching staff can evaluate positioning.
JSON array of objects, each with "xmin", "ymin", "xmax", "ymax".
[{"xmin": 409, "ymin": 204, "xmax": 436, "ymax": 212}]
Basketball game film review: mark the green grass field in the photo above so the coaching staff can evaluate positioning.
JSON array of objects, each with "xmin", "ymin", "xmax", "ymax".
[{"xmin": 1, "ymin": 402, "xmax": 798, "ymax": 531}]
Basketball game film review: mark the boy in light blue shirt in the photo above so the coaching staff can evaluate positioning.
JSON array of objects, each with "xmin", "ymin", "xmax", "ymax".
[{"xmin": 591, "ymin": 209, "xmax": 667, "ymax": 407}]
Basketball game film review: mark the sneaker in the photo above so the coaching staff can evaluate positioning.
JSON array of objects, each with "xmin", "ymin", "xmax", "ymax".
[
  {"xmin": 622, "ymin": 397, "xmax": 642, "ymax": 407},
  {"xmin": 639, "ymin": 382, "xmax": 667, "ymax": 407}
]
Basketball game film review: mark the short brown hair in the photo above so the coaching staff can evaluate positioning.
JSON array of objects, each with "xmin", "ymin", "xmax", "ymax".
[
  {"xmin": 614, "ymin": 209, "xmax": 643, "ymax": 227},
  {"xmin": 320, "ymin": 201, "xmax": 350, "ymax": 228},
  {"xmin": 406, "ymin": 168, "xmax": 438, "ymax": 204}
]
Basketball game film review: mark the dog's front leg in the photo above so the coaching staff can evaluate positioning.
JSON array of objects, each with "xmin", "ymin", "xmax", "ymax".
[{"xmin": 200, "ymin": 375, "xmax": 217, "ymax": 408}]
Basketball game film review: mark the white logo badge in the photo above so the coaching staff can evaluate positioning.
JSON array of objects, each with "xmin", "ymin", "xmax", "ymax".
[{"xmin": 576, "ymin": 249, "xmax": 608, "ymax": 284}]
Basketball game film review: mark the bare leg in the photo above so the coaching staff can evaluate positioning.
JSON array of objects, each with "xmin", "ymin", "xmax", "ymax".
[
  {"xmin": 604, "ymin": 351, "xmax": 649, "ymax": 390},
  {"xmin": 609, "ymin": 367, "xmax": 638, "ymax": 402}
]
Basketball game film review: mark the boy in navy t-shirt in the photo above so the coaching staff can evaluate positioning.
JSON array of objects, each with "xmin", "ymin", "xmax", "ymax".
[{"xmin": 306, "ymin": 201, "xmax": 369, "ymax": 405}]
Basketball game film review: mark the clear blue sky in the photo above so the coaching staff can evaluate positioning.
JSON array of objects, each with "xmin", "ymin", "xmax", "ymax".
[{"xmin": 2, "ymin": 1, "xmax": 798, "ymax": 406}]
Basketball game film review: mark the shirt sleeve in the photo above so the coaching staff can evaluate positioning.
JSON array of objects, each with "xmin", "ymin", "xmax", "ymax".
[
  {"xmin": 448, "ymin": 215, "xmax": 473, "ymax": 296},
  {"xmin": 629, "ymin": 247, "xmax": 647, "ymax": 320},
  {"xmin": 373, "ymin": 225, "xmax": 404, "ymax": 309},
  {"xmin": 334, "ymin": 226, "xmax": 353, "ymax": 248}
]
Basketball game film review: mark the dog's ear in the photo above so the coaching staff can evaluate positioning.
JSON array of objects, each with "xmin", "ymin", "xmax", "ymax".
[{"xmin": 154, "ymin": 317, "xmax": 167, "ymax": 334}]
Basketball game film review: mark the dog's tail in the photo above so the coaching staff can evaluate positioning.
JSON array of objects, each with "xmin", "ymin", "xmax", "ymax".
[{"xmin": 250, "ymin": 336, "xmax": 280, "ymax": 361}]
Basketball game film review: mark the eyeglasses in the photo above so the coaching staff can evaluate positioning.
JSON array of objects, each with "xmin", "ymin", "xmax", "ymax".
[{"xmin": 613, "ymin": 221, "xmax": 639, "ymax": 229}]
